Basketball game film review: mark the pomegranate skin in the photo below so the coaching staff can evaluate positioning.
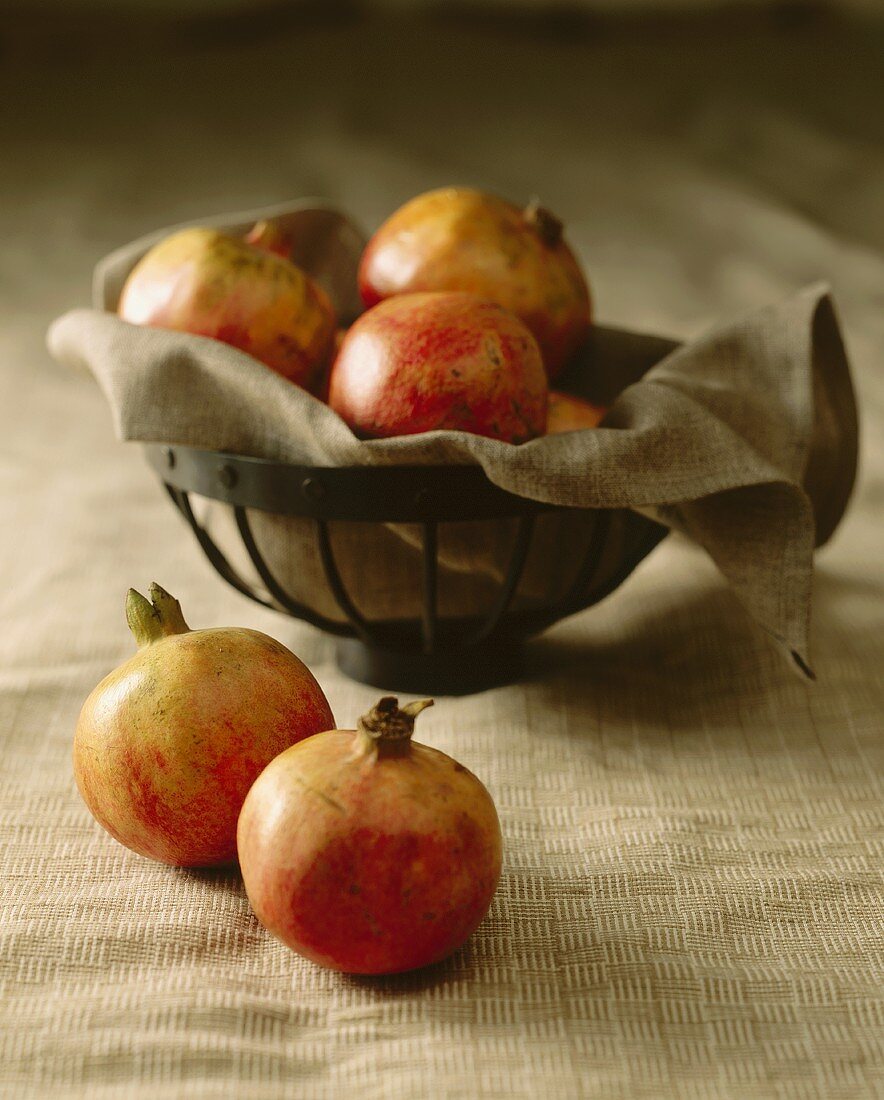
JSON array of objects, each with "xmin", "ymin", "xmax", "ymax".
[
  {"xmin": 237, "ymin": 699, "xmax": 503, "ymax": 974},
  {"xmin": 73, "ymin": 585, "xmax": 334, "ymax": 867},
  {"xmin": 546, "ymin": 390, "xmax": 606, "ymax": 433},
  {"xmin": 328, "ymin": 291, "xmax": 548, "ymax": 443},
  {"xmin": 118, "ymin": 226, "xmax": 336, "ymax": 388},
  {"xmin": 358, "ymin": 187, "xmax": 591, "ymax": 378}
]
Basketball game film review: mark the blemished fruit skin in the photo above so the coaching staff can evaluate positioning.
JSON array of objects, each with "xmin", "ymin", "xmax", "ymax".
[
  {"xmin": 358, "ymin": 187, "xmax": 591, "ymax": 378},
  {"xmin": 327, "ymin": 291, "xmax": 548, "ymax": 443},
  {"xmin": 546, "ymin": 390, "xmax": 607, "ymax": 433},
  {"xmin": 237, "ymin": 698, "xmax": 503, "ymax": 975},
  {"xmin": 73, "ymin": 585, "xmax": 335, "ymax": 868},
  {"xmin": 118, "ymin": 226, "xmax": 336, "ymax": 388}
]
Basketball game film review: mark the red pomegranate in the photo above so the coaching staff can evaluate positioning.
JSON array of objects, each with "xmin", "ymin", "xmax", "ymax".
[
  {"xmin": 327, "ymin": 291, "xmax": 548, "ymax": 443},
  {"xmin": 358, "ymin": 187, "xmax": 591, "ymax": 378},
  {"xmin": 237, "ymin": 697, "xmax": 503, "ymax": 974},
  {"xmin": 546, "ymin": 390, "xmax": 606, "ymax": 433},
  {"xmin": 73, "ymin": 584, "xmax": 334, "ymax": 867}
]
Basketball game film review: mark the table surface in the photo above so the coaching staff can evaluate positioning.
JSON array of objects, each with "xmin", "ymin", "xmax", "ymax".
[{"xmin": 2, "ymin": 8, "xmax": 883, "ymax": 1099}]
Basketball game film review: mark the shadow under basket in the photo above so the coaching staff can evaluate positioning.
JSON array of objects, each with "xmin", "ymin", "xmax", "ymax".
[{"xmin": 146, "ymin": 444, "xmax": 668, "ymax": 694}]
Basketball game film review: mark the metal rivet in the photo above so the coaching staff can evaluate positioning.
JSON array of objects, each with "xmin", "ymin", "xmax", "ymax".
[
  {"xmin": 218, "ymin": 465, "xmax": 237, "ymax": 489},
  {"xmin": 163, "ymin": 447, "xmax": 175, "ymax": 469},
  {"xmin": 301, "ymin": 477, "xmax": 326, "ymax": 501}
]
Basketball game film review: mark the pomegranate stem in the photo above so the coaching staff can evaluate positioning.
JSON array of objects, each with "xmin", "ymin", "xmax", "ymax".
[
  {"xmin": 126, "ymin": 583, "xmax": 191, "ymax": 647},
  {"xmin": 523, "ymin": 198, "xmax": 564, "ymax": 246}
]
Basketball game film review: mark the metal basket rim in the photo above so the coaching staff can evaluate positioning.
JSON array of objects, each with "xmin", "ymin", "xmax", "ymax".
[
  {"xmin": 144, "ymin": 442, "xmax": 591, "ymax": 522},
  {"xmin": 143, "ymin": 441, "xmax": 670, "ymax": 691}
]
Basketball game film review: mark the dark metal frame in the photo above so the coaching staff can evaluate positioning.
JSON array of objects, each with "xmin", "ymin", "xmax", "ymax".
[{"xmin": 145, "ymin": 444, "xmax": 667, "ymax": 692}]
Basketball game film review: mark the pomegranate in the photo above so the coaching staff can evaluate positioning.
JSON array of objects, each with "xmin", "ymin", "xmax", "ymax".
[
  {"xmin": 237, "ymin": 697, "xmax": 503, "ymax": 974},
  {"xmin": 73, "ymin": 584, "xmax": 334, "ymax": 867},
  {"xmin": 118, "ymin": 222, "xmax": 336, "ymax": 388},
  {"xmin": 312, "ymin": 326, "xmax": 349, "ymax": 402},
  {"xmin": 546, "ymin": 390, "xmax": 606, "ymax": 433},
  {"xmin": 358, "ymin": 187, "xmax": 591, "ymax": 378},
  {"xmin": 327, "ymin": 291, "xmax": 548, "ymax": 443}
]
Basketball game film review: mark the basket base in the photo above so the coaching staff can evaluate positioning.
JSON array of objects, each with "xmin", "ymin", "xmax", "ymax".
[{"xmin": 335, "ymin": 638, "xmax": 524, "ymax": 696}]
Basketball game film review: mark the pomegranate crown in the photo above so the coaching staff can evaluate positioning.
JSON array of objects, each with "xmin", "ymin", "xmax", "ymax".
[
  {"xmin": 244, "ymin": 219, "xmax": 293, "ymax": 261},
  {"xmin": 125, "ymin": 583, "xmax": 191, "ymax": 648},
  {"xmin": 357, "ymin": 696, "xmax": 434, "ymax": 750}
]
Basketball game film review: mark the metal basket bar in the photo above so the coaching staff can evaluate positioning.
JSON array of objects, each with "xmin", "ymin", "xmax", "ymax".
[
  {"xmin": 421, "ymin": 522, "xmax": 439, "ymax": 653},
  {"xmin": 557, "ymin": 508, "xmax": 614, "ymax": 610},
  {"xmin": 230, "ymin": 505, "xmax": 350, "ymax": 638},
  {"xmin": 569, "ymin": 517, "xmax": 668, "ymax": 613},
  {"xmin": 168, "ymin": 488, "xmax": 274, "ymax": 610},
  {"xmin": 500, "ymin": 514, "xmax": 667, "ymax": 638},
  {"xmin": 315, "ymin": 519, "xmax": 375, "ymax": 642},
  {"xmin": 168, "ymin": 488, "xmax": 357, "ymax": 637},
  {"xmin": 464, "ymin": 513, "xmax": 537, "ymax": 646}
]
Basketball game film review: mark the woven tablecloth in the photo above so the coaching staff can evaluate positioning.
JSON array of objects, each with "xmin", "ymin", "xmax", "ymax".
[{"xmin": 2, "ymin": 10, "xmax": 883, "ymax": 1099}]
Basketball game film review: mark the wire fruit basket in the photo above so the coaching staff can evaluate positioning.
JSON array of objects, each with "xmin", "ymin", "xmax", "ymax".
[{"xmin": 146, "ymin": 443, "xmax": 668, "ymax": 694}]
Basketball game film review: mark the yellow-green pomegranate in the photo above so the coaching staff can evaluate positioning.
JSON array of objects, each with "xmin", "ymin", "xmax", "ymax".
[
  {"xmin": 358, "ymin": 187, "xmax": 591, "ymax": 378},
  {"xmin": 73, "ymin": 584, "xmax": 334, "ymax": 867},
  {"xmin": 119, "ymin": 223, "xmax": 336, "ymax": 388}
]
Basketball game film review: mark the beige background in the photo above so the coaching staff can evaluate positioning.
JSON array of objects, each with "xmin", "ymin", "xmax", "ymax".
[{"xmin": 2, "ymin": 6, "xmax": 883, "ymax": 1098}]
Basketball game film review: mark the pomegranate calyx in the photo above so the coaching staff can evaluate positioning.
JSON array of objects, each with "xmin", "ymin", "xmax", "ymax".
[
  {"xmin": 244, "ymin": 219, "xmax": 292, "ymax": 260},
  {"xmin": 125, "ymin": 583, "xmax": 191, "ymax": 648},
  {"xmin": 357, "ymin": 696, "xmax": 434, "ymax": 758},
  {"xmin": 523, "ymin": 198, "xmax": 563, "ymax": 247}
]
